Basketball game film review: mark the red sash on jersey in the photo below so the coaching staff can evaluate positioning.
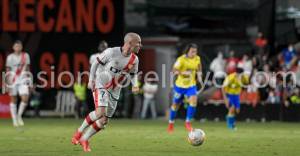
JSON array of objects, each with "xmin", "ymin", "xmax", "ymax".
[
  {"xmin": 12, "ymin": 52, "xmax": 26, "ymax": 83},
  {"xmin": 104, "ymin": 53, "xmax": 136, "ymax": 90}
]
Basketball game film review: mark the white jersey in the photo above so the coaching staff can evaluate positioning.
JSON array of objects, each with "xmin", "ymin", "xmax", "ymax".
[
  {"xmin": 5, "ymin": 52, "xmax": 30, "ymax": 85},
  {"xmin": 210, "ymin": 57, "xmax": 225, "ymax": 78},
  {"xmin": 143, "ymin": 82, "xmax": 158, "ymax": 99},
  {"xmin": 91, "ymin": 47, "xmax": 139, "ymax": 99}
]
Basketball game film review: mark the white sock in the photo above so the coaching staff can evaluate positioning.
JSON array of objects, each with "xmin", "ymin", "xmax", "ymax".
[
  {"xmin": 18, "ymin": 102, "xmax": 27, "ymax": 117},
  {"xmin": 81, "ymin": 120, "xmax": 102, "ymax": 141},
  {"xmin": 169, "ymin": 120, "xmax": 175, "ymax": 124},
  {"xmin": 78, "ymin": 111, "xmax": 98, "ymax": 133},
  {"xmin": 10, "ymin": 103, "xmax": 17, "ymax": 124}
]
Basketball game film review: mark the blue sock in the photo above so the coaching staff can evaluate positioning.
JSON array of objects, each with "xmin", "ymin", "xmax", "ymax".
[
  {"xmin": 231, "ymin": 116, "xmax": 236, "ymax": 127},
  {"xmin": 186, "ymin": 105, "xmax": 196, "ymax": 122},
  {"xmin": 226, "ymin": 115, "xmax": 234, "ymax": 128},
  {"xmin": 169, "ymin": 108, "xmax": 177, "ymax": 123},
  {"xmin": 226, "ymin": 116, "xmax": 230, "ymax": 127}
]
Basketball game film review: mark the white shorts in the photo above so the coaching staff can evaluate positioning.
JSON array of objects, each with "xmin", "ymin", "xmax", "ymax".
[
  {"xmin": 92, "ymin": 88, "xmax": 119, "ymax": 118},
  {"xmin": 9, "ymin": 84, "xmax": 29, "ymax": 96}
]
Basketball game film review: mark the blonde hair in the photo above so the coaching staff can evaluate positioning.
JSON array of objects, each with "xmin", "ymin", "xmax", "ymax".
[{"xmin": 124, "ymin": 32, "xmax": 140, "ymax": 43}]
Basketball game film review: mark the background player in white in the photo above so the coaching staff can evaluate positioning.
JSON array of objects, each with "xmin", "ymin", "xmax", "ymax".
[
  {"xmin": 5, "ymin": 40, "xmax": 31, "ymax": 127},
  {"xmin": 71, "ymin": 33, "xmax": 142, "ymax": 152},
  {"xmin": 89, "ymin": 40, "xmax": 108, "ymax": 65},
  {"xmin": 141, "ymin": 79, "xmax": 158, "ymax": 119},
  {"xmin": 88, "ymin": 40, "xmax": 108, "ymax": 85}
]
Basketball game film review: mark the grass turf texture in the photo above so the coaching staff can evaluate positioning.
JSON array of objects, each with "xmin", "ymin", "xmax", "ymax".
[{"xmin": 0, "ymin": 119, "xmax": 300, "ymax": 156}]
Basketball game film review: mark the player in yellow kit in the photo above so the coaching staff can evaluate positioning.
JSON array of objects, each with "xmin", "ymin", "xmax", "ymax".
[
  {"xmin": 222, "ymin": 67, "xmax": 249, "ymax": 130},
  {"xmin": 167, "ymin": 43, "xmax": 202, "ymax": 133}
]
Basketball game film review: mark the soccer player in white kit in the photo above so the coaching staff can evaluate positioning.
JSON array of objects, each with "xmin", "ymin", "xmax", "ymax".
[
  {"xmin": 71, "ymin": 33, "xmax": 142, "ymax": 152},
  {"xmin": 89, "ymin": 40, "xmax": 108, "ymax": 65},
  {"xmin": 5, "ymin": 40, "xmax": 31, "ymax": 127}
]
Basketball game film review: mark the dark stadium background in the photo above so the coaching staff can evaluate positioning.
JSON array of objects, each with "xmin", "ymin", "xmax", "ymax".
[{"xmin": 1, "ymin": 0, "xmax": 300, "ymax": 121}]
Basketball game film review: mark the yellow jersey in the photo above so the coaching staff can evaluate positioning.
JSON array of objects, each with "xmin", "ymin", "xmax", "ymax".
[
  {"xmin": 223, "ymin": 73, "xmax": 249, "ymax": 95},
  {"xmin": 174, "ymin": 55, "xmax": 201, "ymax": 88}
]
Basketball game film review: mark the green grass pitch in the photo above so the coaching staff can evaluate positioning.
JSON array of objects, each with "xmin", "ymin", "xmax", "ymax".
[{"xmin": 0, "ymin": 119, "xmax": 300, "ymax": 156}]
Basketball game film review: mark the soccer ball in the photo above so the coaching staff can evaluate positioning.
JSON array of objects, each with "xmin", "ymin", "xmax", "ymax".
[{"xmin": 187, "ymin": 129, "xmax": 206, "ymax": 146}]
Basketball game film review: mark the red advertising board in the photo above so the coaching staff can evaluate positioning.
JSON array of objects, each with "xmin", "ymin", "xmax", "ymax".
[{"xmin": 0, "ymin": 94, "xmax": 11, "ymax": 118}]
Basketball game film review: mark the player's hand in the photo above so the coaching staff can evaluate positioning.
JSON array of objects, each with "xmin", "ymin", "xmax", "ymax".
[
  {"xmin": 181, "ymin": 70, "xmax": 192, "ymax": 77},
  {"xmin": 132, "ymin": 86, "xmax": 139, "ymax": 94},
  {"xmin": 88, "ymin": 80, "xmax": 95, "ymax": 90}
]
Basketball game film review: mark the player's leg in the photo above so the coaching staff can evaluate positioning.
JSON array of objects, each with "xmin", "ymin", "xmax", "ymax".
[
  {"xmin": 9, "ymin": 94, "xmax": 18, "ymax": 127},
  {"xmin": 17, "ymin": 84, "xmax": 30, "ymax": 126},
  {"xmin": 141, "ymin": 98, "xmax": 150, "ymax": 119},
  {"xmin": 236, "ymin": 108, "xmax": 240, "ymax": 114},
  {"xmin": 168, "ymin": 95, "xmax": 182, "ymax": 132},
  {"xmin": 77, "ymin": 110, "xmax": 98, "ymax": 132},
  {"xmin": 232, "ymin": 96, "xmax": 241, "ymax": 129},
  {"xmin": 72, "ymin": 89, "xmax": 103, "ymax": 145},
  {"xmin": 167, "ymin": 102, "xmax": 179, "ymax": 133},
  {"xmin": 150, "ymin": 99, "xmax": 157, "ymax": 119},
  {"xmin": 226, "ymin": 94, "xmax": 239, "ymax": 129},
  {"xmin": 226, "ymin": 106, "xmax": 236, "ymax": 129},
  {"xmin": 185, "ymin": 95, "xmax": 197, "ymax": 131},
  {"xmin": 79, "ymin": 107, "xmax": 109, "ymax": 152},
  {"xmin": 81, "ymin": 107, "xmax": 109, "ymax": 141},
  {"xmin": 18, "ymin": 95, "xmax": 29, "ymax": 126},
  {"xmin": 168, "ymin": 86, "xmax": 184, "ymax": 133},
  {"xmin": 72, "ymin": 110, "xmax": 101, "ymax": 145},
  {"xmin": 79, "ymin": 95, "xmax": 116, "ymax": 152},
  {"xmin": 8, "ymin": 84, "xmax": 19, "ymax": 127},
  {"xmin": 226, "ymin": 94, "xmax": 234, "ymax": 129},
  {"xmin": 185, "ymin": 86, "xmax": 198, "ymax": 131}
]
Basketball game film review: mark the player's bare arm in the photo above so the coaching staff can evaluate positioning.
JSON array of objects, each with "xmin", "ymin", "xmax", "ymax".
[
  {"xmin": 221, "ymin": 87, "xmax": 230, "ymax": 108},
  {"xmin": 131, "ymin": 73, "xmax": 140, "ymax": 94},
  {"xmin": 88, "ymin": 60, "xmax": 99, "ymax": 90}
]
